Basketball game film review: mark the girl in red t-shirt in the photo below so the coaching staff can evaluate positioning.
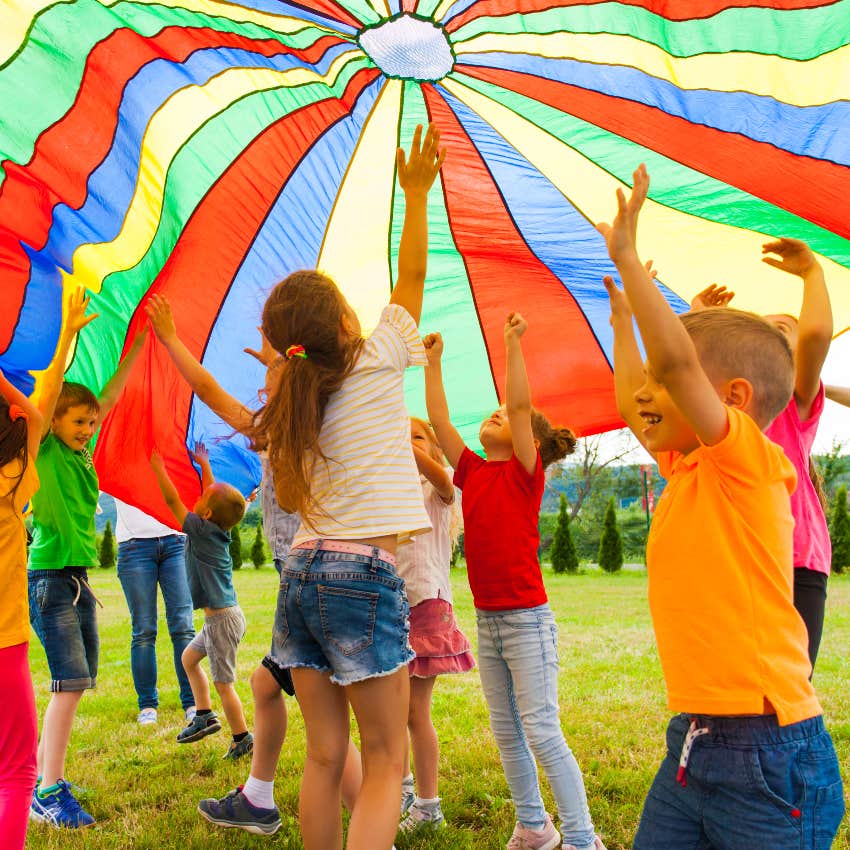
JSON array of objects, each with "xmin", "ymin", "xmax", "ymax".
[{"xmin": 424, "ymin": 314, "xmax": 606, "ymax": 850}]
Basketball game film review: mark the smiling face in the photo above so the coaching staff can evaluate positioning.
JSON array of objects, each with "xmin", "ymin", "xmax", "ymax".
[
  {"xmin": 764, "ymin": 313, "xmax": 799, "ymax": 355},
  {"xmin": 478, "ymin": 405, "xmax": 514, "ymax": 456},
  {"xmin": 52, "ymin": 404, "xmax": 98, "ymax": 452},
  {"xmin": 633, "ymin": 365, "xmax": 700, "ymax": 455}
]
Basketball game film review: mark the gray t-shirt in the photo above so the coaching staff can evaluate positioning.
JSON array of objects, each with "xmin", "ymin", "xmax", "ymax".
[
  {"xmin": 183, "ymin": 512, "xmax": 237, "ymax": 610},
  {"xmin": 261, "ymin": 456, "xmax": 300, "ymax": 563}
]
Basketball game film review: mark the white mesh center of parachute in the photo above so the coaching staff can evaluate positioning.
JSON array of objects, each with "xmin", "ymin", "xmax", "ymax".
[{"xmin": 359, "ymin": 15, "xmax": 453, "ymax": 82}]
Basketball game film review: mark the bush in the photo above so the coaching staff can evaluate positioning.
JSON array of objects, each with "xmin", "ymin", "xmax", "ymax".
[
  {"xmin": 830, "ymin": 485, "xmax": 850, "ymax": 574},
  {"xmin": 597, "ymin": 497, "xmax": 623, "ymax": 573},
  {"xmin": 550, "ymin": 494, "xmax": 579, "ymax": 574},
  {"xmin": 230, "ymin": 525, "xmax": 243, "ymax": 571},
  {"xmin": 99, "ymin": 520, "xmax": 116, "ymax": 569},
  {"xmin": 250, "ymin": 524, "xmax": 267, "ymax": 569}
]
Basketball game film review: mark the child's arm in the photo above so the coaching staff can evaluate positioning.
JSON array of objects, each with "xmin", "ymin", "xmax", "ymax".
[
  {"xmin": 690, "ymin": 284, "xmax": 735, "ymax": 311},
  {"xmin": 0, "ymin": 367, "xmax": 44, "ymax": 461},
  {"xmin": 96, "ymin": 326, "xmax": 148, "ymax": 425},
  {"xmin": 598, "ymin": 165, "xmax": 728, "ymax": 446},
  {"xmin": 825, "ymin": 385, "xmax": 850, "ymax": 408},
  {"xmin": 412, "ymin": 445, "xmax": 455, "ymax": 503},
  {"xmin": 763, "ymin": 238, "xmax": 832, "ymax": 420},
  {"xmin": 423, "ymin": 333, "xmax": 466, "ymax": 469},
  {"xmin": 391, "ymin": 123, "xmax": 446, "ymax": 325},
  {"xmin": 603, "ymin": 276, "xmax": 653, "ymax": 454},
  {"xmin": 37, "ymin": 286, "xmax": 98, "ymax": 438},
  {"xmin": 503, "ymin": 313, "xmax": 538, "ymax": 475},
  {"xmin": 189, "ymin": 442, "xmax": 215, "ymax": 490},
  {"xmin": 146, "ymin": 294, "xmax": 255, "ymax": 433},
  {"xmin": 150, "ymin": 451, "xmax": 190, "ymax": 527}
]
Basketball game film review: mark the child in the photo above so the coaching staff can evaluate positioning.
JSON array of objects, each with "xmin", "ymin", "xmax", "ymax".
[
  {"xmin": 150, "ymin": 443, "xmax": 251, "ymax": 759},
  {"xmin": 0, "ymin": 367, "xmax": 43, "ymax": 848},
  {"xmin": 28, "ymin": 286, "xmax": 145, "ymax": 829},
  {"xmin": 397, "ymin": 416, "xmax": 475, "ymax": 833},
  {"xmin": 424, "ymin": 317, "xmax": 604, "ymax": 850},
  {"xmin": 692, "ymin": 238, "xmax": 834, "ymax": 668},
  {"xmin": 825, "ymin": 384, "xmax": 850, "ymax": 407},
  {"xmin": 599, "ymin": 164, "xmax": 844, "ymax": 849},
  {"xmin": 244, "ymin": 123, "xmax": 444, "ymax": 850},
  {"xmin": 145, "ymin": 293, "xmax": 362, "ymax": 833}
]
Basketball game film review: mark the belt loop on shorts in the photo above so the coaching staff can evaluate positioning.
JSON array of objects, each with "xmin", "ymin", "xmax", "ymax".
[
  {"xmin": 370, "ymin": 546, "xmax": 380, "ymax": 573},
  {"xmin": 305, "ymin": 538, "xmax": 323, "ymax": 570},
  {"xmin": 676, "ymin": 717, "xmax": 710, "ymax": 786}
]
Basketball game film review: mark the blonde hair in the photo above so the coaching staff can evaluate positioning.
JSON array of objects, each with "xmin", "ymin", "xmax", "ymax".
[{"xmin": 206, "ymin": 483, "xmax": 246, "ymax": 531}]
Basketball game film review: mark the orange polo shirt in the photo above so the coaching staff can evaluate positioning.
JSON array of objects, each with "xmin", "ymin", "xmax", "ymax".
[{"xmin": 647, "ymin": 407, "xmax": 820, "ymax": 726}]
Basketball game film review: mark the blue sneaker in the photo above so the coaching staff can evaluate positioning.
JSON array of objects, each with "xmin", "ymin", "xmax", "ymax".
[
  {"xmin": 30, "ymin": 780, "xmax": 95, "ymax": 828},
  {"xmin": 198, "ymin": 786, "xmax": 281, "ymax": 835}
]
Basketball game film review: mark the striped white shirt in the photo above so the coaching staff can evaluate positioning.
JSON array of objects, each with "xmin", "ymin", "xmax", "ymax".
[{"xmin": 291, "ymin": 304, "xmax": 432, "ymax": 546}]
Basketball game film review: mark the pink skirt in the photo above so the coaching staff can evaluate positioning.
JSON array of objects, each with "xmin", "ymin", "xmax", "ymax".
[{"xmin": 408, "ymin": 598, "xmax": 476, "ymax": 678}]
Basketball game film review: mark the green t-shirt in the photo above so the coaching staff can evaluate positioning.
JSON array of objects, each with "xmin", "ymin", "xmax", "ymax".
[{"xmin": 28, "ymin": 432, "xmax": 99, "ymax": 570}]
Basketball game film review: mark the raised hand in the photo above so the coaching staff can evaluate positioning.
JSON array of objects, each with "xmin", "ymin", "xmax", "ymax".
[
  {"xmin": 189, "ymin": 441, "xmax": 209, "ymax": 465},
  {"xmin": 596, "ymin": 164, "xmax": 649, "ymax": 264},
  {"xmin": 504, "ymin": 311, "xmax": 528, "ymax": 342},
  {"xmin": 762, "ymin": 237, "xmax": 817, "ymax": 278},
  {"xmin": 243, "ymin": 327, "xmax": 278, "ymax": 366},
  {"xmin": 145, "ymin": 293, "xmax": 178, "ymax": 342},
  {"xmin": 397, "ymin": 123, "xmax": 446, "ymax": 199},
  {"xmin": 65, "ymin": 285, "xmax": 98, "ymax": 336},
  {"xmin": 603, "ymin": 275, "xmax": 632, "ymax": 325},
  {"xmin": 422, "ymin": 332, "xmax": 444, "ymax": 364},
  {"xmin": 690, "ymin": 283, "xmax": 735, "ymax": 310}
]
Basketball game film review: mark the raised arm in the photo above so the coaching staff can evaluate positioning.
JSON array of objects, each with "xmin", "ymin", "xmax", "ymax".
[
  {"xmin": 189, "ymin": 442, "xmax": 215, "ymax": 490},
  {"xmin": 38, "ymin": 286, "xmax": 98, "ymax": 438},
  {"xmin": 825, "ymin": 385, "xmax": 850, "ymax": 408},
  {"xmin": 96, "ymin": 325, "xmax": 148, "ymax": 424},
  {"xmin": 598, "ymin": 165, "xmax": 728, "ymax": 446},
  {"xmin": 151, "ymin": 450, "xmax": 189, "ymax": 527},
  {"xmin": 503, "ymin": 313, "xmax": 537, "ymax": 475},
  {"xmin": 763, "ymin": 238, "xmax": 832, "ymax": 419},
  {"xmin": 391, "ymin": 124, "xmax": 446, "ymax": 325},
  {"xmin": 423, "ymin": 333, "xmax": 466, "ymax": 469},
  {"xmin": 145, "ymin": 294, "xmax": 254, "ymax": 433},
  {"xmin": 0, "ymin": 368, "xmax": 43, "ymax": 461}
]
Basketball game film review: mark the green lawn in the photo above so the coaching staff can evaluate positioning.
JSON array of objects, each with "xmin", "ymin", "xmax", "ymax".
[{"xmin": 26, "ymin": 568, "xmax": 850, "ymax": 849}]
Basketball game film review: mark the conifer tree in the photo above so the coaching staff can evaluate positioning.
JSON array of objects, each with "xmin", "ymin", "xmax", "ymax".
[
  {"xmin": 597, "ymin": 497, "xmax": 623, "ymax": 573},
  {"xmin": 830, "ymin": 485, "xmax": 850, "ymax": 574},
  {"xmin": 551, "ymin": 494, "xmax": 579, "ymax": 574},
  {"xmin": 250, "ymin": 524, "xmax": 267, "ymax": 569},
  {"xmin": 230, "ymin": 524, "xmax": 243, "ymax": 571},
  {"xmin": 99, "ymin": 519, "xmax": 116, "ymax": 568}
]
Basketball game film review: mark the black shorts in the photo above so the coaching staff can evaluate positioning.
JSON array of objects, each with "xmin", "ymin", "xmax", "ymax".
[{"xmin": 261, "ymin": 654, "xmax": 295, "ymax": 696}]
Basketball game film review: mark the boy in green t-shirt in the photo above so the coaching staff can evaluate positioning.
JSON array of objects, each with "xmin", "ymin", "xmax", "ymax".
[{"xmin": 28, "ymin": 286, "xmax": 145, "ymax": 829}]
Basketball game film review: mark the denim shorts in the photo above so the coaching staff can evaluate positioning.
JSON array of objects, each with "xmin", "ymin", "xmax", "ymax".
[
  {"xmin": 270, "ymin": 541, "xmax": 414, "ymax": 686},
  {"xmin": 634, "ymin": 713, "xmax": 844, "ymax": 850},
  {"xmin": 28, "ymin": 568, "xmax": 99, "ymax": 692}
]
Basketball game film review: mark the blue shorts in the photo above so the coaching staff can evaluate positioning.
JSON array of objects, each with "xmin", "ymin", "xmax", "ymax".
[
  {"xmin": 270, "ymin": 542, "xmax": 413, "ymax": 686},
  {"xmin": 28, "ymin": 568, "xmax": 99, "ymax": 692},
  {"xmin": 634, "ymin": 713, "xmax": 844, "ymax": 850}
]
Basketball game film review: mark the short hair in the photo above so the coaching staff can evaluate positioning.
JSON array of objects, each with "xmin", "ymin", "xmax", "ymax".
[
  {"xmin": 55, "ymin": 382, "xmax": 99, "ymax": 418},
  {"xmin": 206, "ymin": 483, "xmax": 246, "ymax": 531},
  {"xmin": 679, "ymin": 308, "xmax": 793, "ymax": 428}
]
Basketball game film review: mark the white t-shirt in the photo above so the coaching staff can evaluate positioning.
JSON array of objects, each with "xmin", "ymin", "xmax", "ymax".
[
  {"xmin": 397, "ymin": 476, "xmax": 455, "ymax": 607},
  {"xmin": 291, "ymin": 304, "xmax": 431, "ymax": 547},
  {"xmin": 114, "ymin": 499, "xmax": 183, "ymax": 543}
]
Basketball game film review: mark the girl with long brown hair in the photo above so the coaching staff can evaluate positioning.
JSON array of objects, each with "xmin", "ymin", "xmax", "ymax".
[{"xmin": 249, "ymin": 124, "xmax": 445, "ymax": 850}]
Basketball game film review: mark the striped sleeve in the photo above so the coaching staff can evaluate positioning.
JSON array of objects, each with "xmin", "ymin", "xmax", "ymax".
[{"xmin": 369, "ymin": 304, "xmax": 426, "ymax": 371}]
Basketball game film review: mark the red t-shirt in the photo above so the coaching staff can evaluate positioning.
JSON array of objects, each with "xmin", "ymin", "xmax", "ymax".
[{"xmin": 454, "ymin": 447, "xmax": 547, "ymax": 611}]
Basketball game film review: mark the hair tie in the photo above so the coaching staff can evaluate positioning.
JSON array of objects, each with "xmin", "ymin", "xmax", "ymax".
[
  {"xmin": 285, "ymin": 344, "xmax": 307, "ymax": 360},
  {"xmin": 8, "ymin": 404, "xmax": 27, "ymax": 422}
]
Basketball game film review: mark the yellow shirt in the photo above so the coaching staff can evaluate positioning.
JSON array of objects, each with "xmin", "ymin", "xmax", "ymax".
[
  {"xmin": 0, "ymin": 455, "xmax": 39, "ymax": 648},
  {"xmin": 648, "ymin": 407, "xmax": 820, "ymax": 726}
]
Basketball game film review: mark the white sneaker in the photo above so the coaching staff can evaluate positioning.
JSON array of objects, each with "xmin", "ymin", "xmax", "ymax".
[
  {"xmin": 138, "ymin": 707, "xmax": 158, "ymax": 725},
  {"xmin": 400, "ymin": 801, "xmax": 446, "ymax": 833},
  {"xmin": 185, "ymin": 706, "xmax": 197, "ymax": 723}
]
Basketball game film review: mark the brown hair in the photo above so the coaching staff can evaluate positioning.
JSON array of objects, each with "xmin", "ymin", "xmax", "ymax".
[
  {"xmin": 410, "ymin": 416, "xmax": 444, "ymax": 464},
  {"xmin": 679, "ymin": 309, "xmax": 793, "ymax": 428},
  {"xmin": 206, "ymin": 483, "xmax": 246, "ymax": 531},
  {"xmin": 55, "ymin": 381, "xmax": 99, "ymax": 418},
  {"xmin": 0, "ymin": 398, "xmax": 29, "ymax": 501},
  {"xmin": 247, "ymin": 271, "xmax": 363, "ymax": 524},
  {"xmin": 530, "ymin": 408, "xmax": 576, "ymax": 468},
  {"xmin": 808, "ymin": 456, "xmax": 828, "ymax": 512}
]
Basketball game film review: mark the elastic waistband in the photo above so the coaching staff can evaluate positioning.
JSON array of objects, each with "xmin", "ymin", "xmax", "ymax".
[
  {"xmin": 203, "ymin": 605, "xmax": 243, "ymax": 622},
  {"xmin": 674, "ymin": 712, "xmax": 824, "ymax": 745},
  {"xmin": 293, "ymin": 539, "xmax": 397, "ymax": 567}
]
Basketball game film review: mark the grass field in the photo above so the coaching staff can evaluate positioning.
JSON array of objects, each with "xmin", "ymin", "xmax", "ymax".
[{"xmin": 26, "ymin": 567, "xmax": 850, "ymax": 849}]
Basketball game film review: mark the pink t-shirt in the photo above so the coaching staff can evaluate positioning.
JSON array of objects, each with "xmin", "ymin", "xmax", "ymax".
[{"xmin": 765, "ymin": 384, "xmax": 831, "ymax": 575}]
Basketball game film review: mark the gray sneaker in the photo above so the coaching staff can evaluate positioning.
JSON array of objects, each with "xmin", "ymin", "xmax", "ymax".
[
  {"xmin": 198, "ymin": 787, "xmax": 281, "ymax": 835},
  {"xmin": 222, "ymin": 732, "xmax": 254, "ymax": 760},
  {"xmin": 400, "ymin": 801, "xmax": 446, "ymax": 833},
  {"xmin": 177, "ymin": 711, "xmax": 221, "ymax": 743}
]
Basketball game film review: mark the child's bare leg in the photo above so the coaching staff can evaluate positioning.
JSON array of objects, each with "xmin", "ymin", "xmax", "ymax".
[
  {"xmin": 248, "ymin": 664, "xmax": 286, "ymax": 781},
  {"xmin": 214, "ymin": 681, "xmax": 248, "ymax": 736},
  {"xmin": 182, "ymin": 646, "xmax": 211, "ymax": 711},
  {"xmin": 341, "ymin": 738, "xmax": 363, "ymax": 811},
  {"xmin": 408, "ymin": 676, "xmax": 438, "ymax": 799},
  {"xmin": 39, "ymin": 691, "xmax": 84, "ymax": 787}
]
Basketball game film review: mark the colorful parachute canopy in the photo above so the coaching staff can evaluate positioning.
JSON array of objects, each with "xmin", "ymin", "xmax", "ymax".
[{"xmin": 1, "ymin": 0, "xmax": 849, "ymax": 525}]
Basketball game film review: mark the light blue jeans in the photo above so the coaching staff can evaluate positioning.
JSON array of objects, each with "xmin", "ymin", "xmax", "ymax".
[{"xmin": 476, "ymin": 604, "xmax": 596, "ymax": 849}]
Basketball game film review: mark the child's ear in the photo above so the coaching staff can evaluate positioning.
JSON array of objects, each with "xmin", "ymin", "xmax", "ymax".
[
  {"xmin": 533, "ymin": 437, "xmax": 541, "ymax": 450},
  {"xmin": 723, "ymin": 378, "xmax": 754, "ymax": 413},
  {"xmin": 200, "ymin": 507, "xmax": 213, "ymax": 521}
]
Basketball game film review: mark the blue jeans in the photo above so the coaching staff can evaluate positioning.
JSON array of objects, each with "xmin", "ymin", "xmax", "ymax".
[
  {"xmin": 634, "ymin": 713, "xmax": 844, "ymax": 850},
  {"xmin": 476, "ymin": 604, "xmax": 596, "ymax": 849},
  {"xmin": 117, "ymin": 537, "xmax": 195, "ymax": 710}
]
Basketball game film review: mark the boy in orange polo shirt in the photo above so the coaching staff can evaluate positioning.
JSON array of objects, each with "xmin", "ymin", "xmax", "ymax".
[{"xmin": 597, "ymin": 165, "xmax": 844, "ymax": 850}]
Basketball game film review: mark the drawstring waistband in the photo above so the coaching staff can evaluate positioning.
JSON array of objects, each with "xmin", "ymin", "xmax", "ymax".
[
  {"xmin": 71, "ymin": 575, "xmax": 104, "ymax": 609},
  {"xmin": 676, "ymin": 718, "xmax": 710, "ymax": 786}
]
